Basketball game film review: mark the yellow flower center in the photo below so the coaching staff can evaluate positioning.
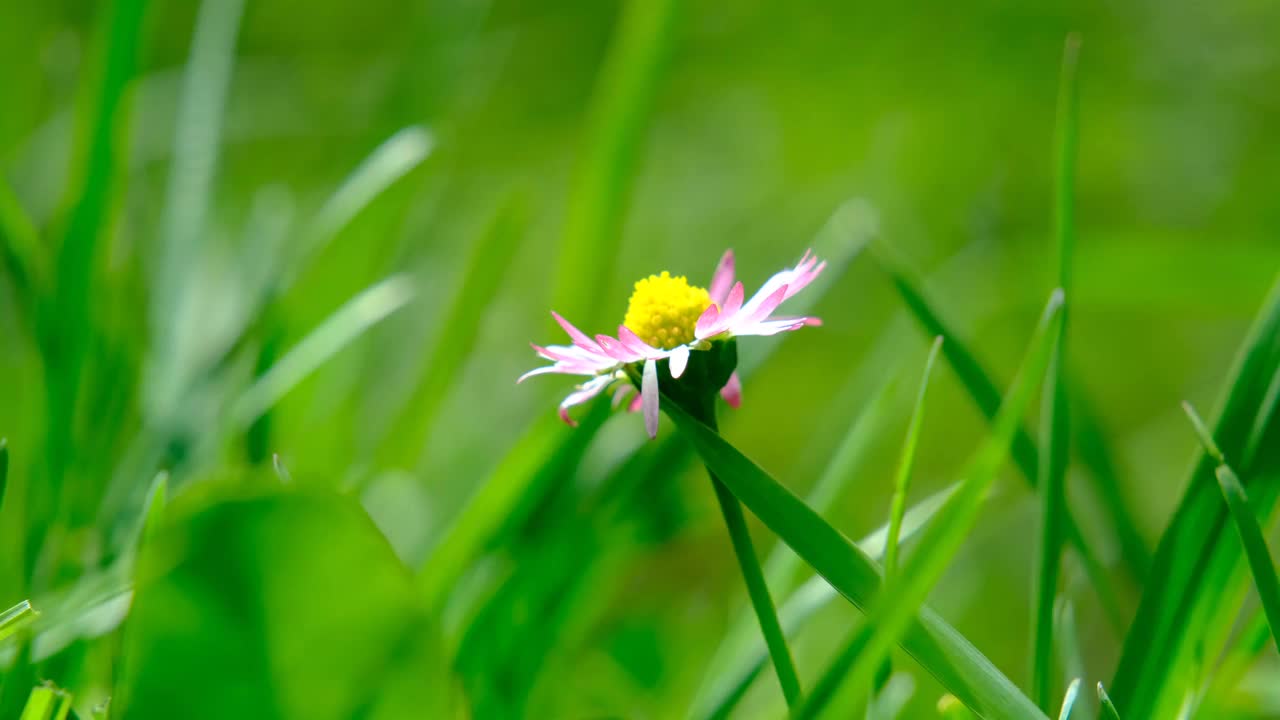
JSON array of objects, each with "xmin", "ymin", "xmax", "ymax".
[{"xmin": 623, "ymin": 271, "xmax": 712, "ymax": 350}]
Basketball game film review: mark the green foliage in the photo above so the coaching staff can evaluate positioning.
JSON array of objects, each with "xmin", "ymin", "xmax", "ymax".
[
  {"xmin": 117, "ymin": 486, "xmax": 452, "ymax": 720},
  {"xmin": 2, "ymin": 1, "xmax": 1280, "ymax": 718}
]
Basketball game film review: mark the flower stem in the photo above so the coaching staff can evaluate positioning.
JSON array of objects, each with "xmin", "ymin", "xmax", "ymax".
[{"xmin": 697, "ymin": 403, "xmax": 802, "ymax": 708}]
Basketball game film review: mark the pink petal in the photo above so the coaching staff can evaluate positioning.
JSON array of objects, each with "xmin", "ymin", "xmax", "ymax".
[
  {"xmin": 733, "ymin": 316, "xmax": 813, "ymax": 337},
  {"xmin": 694, "ymin": 303, "xmax": 721, "ymax": 339},
  {"xmin": 642, "ymin": 358, "xmax": 660, "ymax": 438},
  {"xmin": 723, "ymin": 281, "xmax": 745, "ymax": 318},
  {"xmin": 627, "ymin": 392, "xmax": 643, "ymax": 413},
  {"xmin": 612, "ymin": 384, "xmax": 635, "ymax": 408},
  {"xmin": 721, "ymin": 372, "xmax": 743, "ymax": 409},
  {"xmin": 517, "ymin": 365, "xmax": 567, "ymax": 383},
  {"xmin": 741, "ymin": 284, "xmax": 790, "ymax": 327},
  {"xmin": 617, "ymin": 325, "xmax": 663, "ymax": 359},
  {"xmin": 557, "ymin": 374, "xmax": 613, "ymax": 426},
  {"xmin": 595, "ymin": 334, "xmax": 640, "ymax": 362},
  {"xmin": 552, "ymin": 311, "xmax": 601, "ymax": 352},
  {"xmin": 708, "ymin": 249, "xmax": 736, "ymax": 305},
  {"xmin": 669, "ymin": 345, "xmax": 690, "ymax": 379}
]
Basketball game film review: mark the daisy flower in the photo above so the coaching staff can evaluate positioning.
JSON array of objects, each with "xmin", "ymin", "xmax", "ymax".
[{"xmin": 519, "ymin": 249, "xmax": 825, "ymax": 437}]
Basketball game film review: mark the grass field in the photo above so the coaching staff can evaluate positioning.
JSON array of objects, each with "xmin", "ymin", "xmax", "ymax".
[{"xmin": 2, "ymin": 1, "xmax": 1280, "ymax": 718}]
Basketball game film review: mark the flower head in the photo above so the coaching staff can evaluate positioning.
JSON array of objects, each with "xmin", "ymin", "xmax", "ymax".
[{"xmin": 520, "ymin": 249, "xmax": 825, "ymax": 437}]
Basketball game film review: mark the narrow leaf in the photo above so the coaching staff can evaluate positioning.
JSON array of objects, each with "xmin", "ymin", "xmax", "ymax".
[
  {"xmin": 885, "ymin": 335, "xmax": 944, "ymax": 578},
  {"xmin": 665, "ymin": 345, "xmax": 1055, "ymax": 720},
  {"xmin": 153, "ymin": 0, "xmax": 246, "ymax": 341},
  {"xmin": 0, "ymin": 600, "xmax": 38, "ymax": 644},
  {"xmin": 694, "ymin": 483, "xmax": 959, "ymax": 720},
  {"xmin": 378, "ymin": 197, "xmax": 527, "ymax": 471},
  {"xmin": 791, "ymin": 290, "xmax": 1063, "ymax": 719},
  {"xmin": 1033, "ymin": 34, "xmax": 1080, "ymax": 711},
  {"xmin": 300, "ymin": 126, "xmax": 435, "ymax": 275},
  {"xmin": 551, "ymin": 0, "xmax": 680, "ymax": 328},
  {"xmin": 870, "ymin": 245, "xmax": 1122, "ymax": 626},
  {"xmin": 1056, "ymin": 679, "xmax": 1082, "ymax": 720},
  {"xmin": 1111, "ymin": 272, "xmax": 1280, "ymax": 718},
  {"xmin": 229, "ymin": 275, "xmax": 415, "ymax": 429},
  {"xmin": 1097, "ymin": 683, "xmax": 1120, "ymax": 720}
]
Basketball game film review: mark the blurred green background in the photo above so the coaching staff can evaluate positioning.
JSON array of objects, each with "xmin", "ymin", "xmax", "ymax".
[{"xmin": 1, "ymin": 0, "xmax": 1279, "ymax": 717}]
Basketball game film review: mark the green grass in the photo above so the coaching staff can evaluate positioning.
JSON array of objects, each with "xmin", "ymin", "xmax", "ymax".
[
  {"xmin": 1032, "ymin": 34, "xmax": 1080, "ymax": 712},
  {"xmin": 3, "ymin": 2, "xmax": 1280, "ymax": 718}
]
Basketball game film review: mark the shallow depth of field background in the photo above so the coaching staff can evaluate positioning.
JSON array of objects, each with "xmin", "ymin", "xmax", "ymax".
[{"xmin": 1, "ymin": 0, "xmax": 1279, "ymax": 718}]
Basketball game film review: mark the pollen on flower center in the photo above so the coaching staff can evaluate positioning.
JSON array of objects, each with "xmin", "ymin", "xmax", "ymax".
[{"xmin": 623, "ymin": 271, "xmax": 712, "ymax": 350}]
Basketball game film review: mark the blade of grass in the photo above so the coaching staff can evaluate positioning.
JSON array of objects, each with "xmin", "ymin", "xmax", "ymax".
[
  {"xmin": 1057, "ymin": 679, "xmax": 1082, "ymax": 720},
  {"xmin": 0, "ymin": 439, "xmax": 8, "ymax": 520},
  {"xmin": 17, "ymin": 686, "xmax": 55, "ymax": 720},
  {"xmin": 791, "ymin": 290, "xmax": 1063, "ymax": 720},
  {"xmin": 801, "ymin": 336, "xmax": 941, "ymax": 717},
  {"xmin": 1054, "ymin": 599, "xmax": 1084, "ymax": 694},
  {"xmin": 870, "ymin": 244, "xmax": 1123, "ymax": 629},
  {"xmin": 229, "ymin": 275, "xmax": 415, "ymax": 429},
  {"xmin": 770, "ymin": 374, "xmax": 900, "ymax": 588},
  {"xmin": 38, "ymin": 0, "xmax": 149, "ymax": 580},
  {"xmin": 664, "ymin": 393, "xmax": 1046, "ymax": 719},
  {"xmin": 667, "ymin": 289, "xmax": 1063, "ymax": 719},
  {"xmin": 152, "ymin": 0, "xmax": 245, "ymax": 349},
  {"xmin": 551, "ymin": 0, "xmax": 680, "ymax": 329},
  {"xmin": 710, "ymin": 474, "xmax": 803, "ymax": 707},
  {"xmin": 1097, "ymin": 683, "xmax": 1120, "ymax": 720},
  {"xmin": 294, "ymin": 126, "xmax": 435, "ymax": 286},
  {"xmin": 1110, "ymin": 272, "xmax": 1280, "ymax": 718},
  {"xmin": 884, "ymin": 335, "xmax": 944, "ymax": 579},
  {"xmin": 1033, "ymin": 34, "xmax": 1080, "ymax": 712},
  {"xmin": 694, "ymin": 372, "xmax": 900, "ymax": 715},
  {"xmin": 693, "ymin": 484, "xmax": 956, "ymax": 720},
  {"xmin": 0, "ymin": 601, "xmax": 38, "ymax": 644},
  {"xmin": 1182, "ymin": 401, "xmax": 1280, "ymax": 651},
  {"xmin": 0, "ymin": 178, "xmax": 43, "ymax": 330},
  {"xmin": 416, "ymin": 403, "xmax": 610, "ymax": 613},
  {"xmin": 374, "ymin": 196, "xmax": 527, "ymax": 472}
]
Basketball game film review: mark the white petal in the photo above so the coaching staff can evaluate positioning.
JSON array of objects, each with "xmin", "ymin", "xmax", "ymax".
[
  {"xmin": 642, "ymin": 358, "xmax": 660, "ymax": 438},
  {"xmin": 669, "ymin": 345, "xmax": 690, "ymax": 379}
]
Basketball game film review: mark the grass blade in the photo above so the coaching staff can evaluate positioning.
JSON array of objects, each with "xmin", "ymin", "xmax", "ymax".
[
  {"xmin": 297, "ymin": 126, "xmax": 435, "ymax": 281},
  {"xmin": 768, "ymin": 375, "xmax": 900, "ymax": 588},
  {"xmin": 1182, "ymin": 401, "xmax": 1280, "ymax": 651},
  {"xmin": 1056, "ymin": 679, "xmax": 1082, "ymax": 720},
  {"xmin": 665, "ymin": 289, "xmax": 1063, "ymax": 720},
  {"xmin": 711, "ymin": 475, "xmax": 802, "ymax": 707},
  {"xmin": 152, "ymin": 0, "xmax": 245, "ymax": 346},
  {"xmin": 0, "ymin": 178, "xmax": 43, "ymax": 329},
  {"xmin": 693, "ymin": 372, "xmax": 900, "ymax": 716},
  {"xmin": 229, "ymin": 275, "xmax": 415, "ymax": 428},
  {"xmin": 693, "ymin": 484, "xmax": 956, "ymax": 720},
  {"xmin": 376, "ymin": 197, "xmax": 527, "ymax": 472},
  {"xmin": 870, "ymin": 246, "xmax": 1122, "ymax": 628},
  {"xmin": 791, "ymin": 290, "xmax": 1063, "ymax": 719},
  {"xmin": 0, "ymin": 600, "xmax": 38, "ymax": 644},
  {"xmin": 39, "ymin": 0, "xmax": 150, "ymax": 563},
  {"xmin": 0, "ymin": 439, "xmax": 8, "ymax": 519},
  {"xmin": 1033, "ymin": 34, "xmax": 1080, "ymax": 711},
  {"xmin": 1097, "ymin": 683, "xmax": 1120, "ymax": 720},
  {"xmin": 667, "ymin": 397, "xmax": 1046, "ymax": 719},
  {"xmin": 884, "ymin": 335, "xmax": 944, "ymax": 578},
  {"xmin": 1110, "ymin": 272, "xmax": 1280, "ymax": 718},
  {"xmin": 795, "ymin": 337, "xmax": 941, "ymax": 718},
  {"xmin": 416, "ymin": 403, "xmax": 610, "ymax": 612},
  {"xmin": 551, "ymin": 0, "xmax": 680, "ymax": 328}
]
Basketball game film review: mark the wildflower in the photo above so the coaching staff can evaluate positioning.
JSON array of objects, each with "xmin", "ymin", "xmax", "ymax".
[{"xmin": 520, "ymin": 249, "xmax": 825, "ymax": 437}]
